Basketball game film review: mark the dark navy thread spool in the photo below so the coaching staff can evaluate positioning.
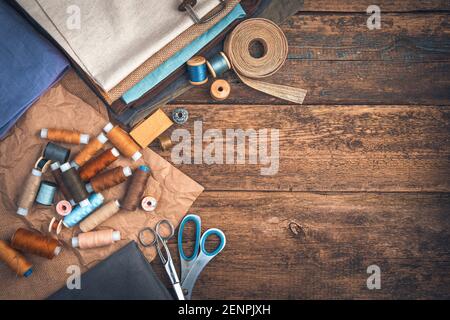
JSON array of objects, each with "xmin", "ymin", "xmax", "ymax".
[
  {"xmin": 60, "ymin": 162, "xmax": 90, "ymax": 205},
  {"xmin": 206, "ymin": 52, "xmax": 231, "ymax": 78},
  {"xmin": 43, "ymin": 142, "xmax": 70, "ymax": 164},
  {"xmin": 35, "ymin": 181, "xmax": 58, "ymax": 206},
  {"xmin": 187, "ymin": 56, "xmax": 208, "ymax": 86}
]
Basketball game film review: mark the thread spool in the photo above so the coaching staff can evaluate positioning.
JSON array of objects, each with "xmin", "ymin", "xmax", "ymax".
[
  {"xmin": 0, "ymin": 240, "xmax": 33, "ymax": 277},
  {"xmin": 207, "ymin": 51, "xmax": 231, "ymax": 78},
  {"xmin": 43, "ymin": 142, "xmax": 70, "ymax": 164},
  {"xmin": 50, "ymin": 162, "xmax": 75, "ymax": 205},
  {"xmin": 172, "ymin": 108, "xmax": 189, "ymax": 125},
  {"xmin": 210, "ymin": 79, "xmax": 231, "ymax": 101},
  {"xmin": 11, "ymin": 228, "xmax": 62, "ymax": 259},
  {"xmin": 187, "ymin": 56, "xmax": 208, "ymax": 85},
  {"xmin": 103, "ymin": 123, "xmax": 142, "ymax": 161},
  {"xmin": 63, "ymin": 193, "xmax": 104, "ymax": 228},
  {"xmin": 80, "ymin": 200, "xmax": 121, "ymax": 233},
  {"xmin": 72, "ymin": 229, "xmax": 121, "ymax": 249},
  {"xmin": 56, "ymin": 200, "xmax": 72, "ymax": 216},
  {"xmin": 141, "ymin": 196, "xmax": 157, "ymax": 212},
  {"xmin": 34, "ymin": 157, "xmax": 52, "ymax": 173},
  {"xmin": 48, "ymin": 217, "xmax": 64, "ymax": 235},
  {"xmin": 60, "ymin": 162, "xmax": 90, "ymax": 204},
  {"xmin": 73, "ymin": 133, "xmax": 108, "ymax": 167},
  {"xmin": 79, "ymin": 148, "xmax": 120, "ymax": 182},
  {"xmin": 158, "ymin": 135, "xmax": 173, "ymax": 152},
  {"xmin": 35, "ymin": 181, "xmax": 57, "ymax": 206},
  {"xmin": 17, "ymin": 169, "xmax": 42, "ymax": 216},
  {"xmin": 122, "ymin": 166, "xmax": 151, "ymax": 211},
  {"xmin": 86, "ymin": 166, "xmax": 132, "ymax": 193},
  {"xmin": 41, "ymin": 128, "xmax": 90, "ymax": 145}
]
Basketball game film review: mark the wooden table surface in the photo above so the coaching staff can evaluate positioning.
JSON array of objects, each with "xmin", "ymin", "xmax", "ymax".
[{"xmin": 150, "ymin": 1, "xmax": 450, "ymax": 299}]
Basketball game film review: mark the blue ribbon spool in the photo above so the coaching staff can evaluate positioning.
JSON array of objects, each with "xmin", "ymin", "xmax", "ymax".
[
  {"xmin": 35, "ymin": 181, "xmax": 57, "ymax": 206},
  {"xmin": 206, "ymin": 52, "xmax": 231, "ymax": 78},
  {"xmin": 63, "ymin": 193, "xmax": 104, "ymax": 228},
  {"xmin": 187, "ymin": 56, "xmax": 208, "ymax": 85}
]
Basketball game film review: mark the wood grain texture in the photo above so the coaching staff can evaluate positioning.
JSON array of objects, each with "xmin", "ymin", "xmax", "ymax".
[
  {"xmin": 301, "ymin": 0, "xmax": 450, "ymax": 12},
  {"xmin": 151, "ymin": 192, "xmax": 450, "ymax": 299}
]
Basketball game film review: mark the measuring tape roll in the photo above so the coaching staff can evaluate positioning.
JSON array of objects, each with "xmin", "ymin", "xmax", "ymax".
[{"xmin": 224, "ymin": 18, "xmax": 307, "ymax": 104}]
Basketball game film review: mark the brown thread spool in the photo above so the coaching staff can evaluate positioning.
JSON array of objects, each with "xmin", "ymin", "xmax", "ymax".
[
  {"xmin": 73, "ymin": 133, "xmax": 108, "ymax": 167},
  {"xmin": 103, "ymin": 123, "xmax": 142, "ymax": 161},
  {"xmin": 0, "ymin": 240, "xmax": 33, "ymax": 277},
  {"xmin": 41, "ymin": 128, "xmax": 89, "ymax": 145},
  {"xmin": 80, "ymin": 200, "xmax": 121, "ymax": 232},
  {"xmin": 50, "ymin": 162, "xmax": 75, "ymax": 205},
  {"xmin": 86, "ymin": 166, "xmax": 132, "ymax": 193},
  {"xmin": 17, "ymin": 169, "xmax": 42, "ymax": 217},
  {"xmin": 11, "ymin": 228, "xmax": 62, "ymax": 259},
  {"xmin": 48, "ymin": 217, "xmax": 64, "ymax": 235},
  {"xmin": 158, "ymin": 135, "xmax": 173, "ymax": 151},
  {"xmin": 79, "ymin": 148, "xmax": 120, "ymax": 182},
  {"xmin": 210, "ymin": 79, "xmax": 231, "ymax": 101},
  {"xmin": 60, "ymin": 163, "xmax": 89, "ymax": 204},
  {"xmin": 72, "ymin": 229, "xmax": 121, "ymax": 249},
  {"xmin": 122, "ymin": 166, "xmax": 151, "ymax": 211}
]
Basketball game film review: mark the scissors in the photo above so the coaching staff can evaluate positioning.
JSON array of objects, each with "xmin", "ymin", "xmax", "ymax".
[
  {"xmin": 138, "ymin": 220, "xmax": 185, "ymax": 300},
  {"xmin": 178, "ymin": 214, "xmax": 226, "ymax": 299}
]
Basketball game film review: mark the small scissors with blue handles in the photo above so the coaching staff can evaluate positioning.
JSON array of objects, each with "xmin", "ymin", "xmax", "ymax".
[{"xmin": 178, "ymin": 214, "xmax": 226, "ymax": 299}]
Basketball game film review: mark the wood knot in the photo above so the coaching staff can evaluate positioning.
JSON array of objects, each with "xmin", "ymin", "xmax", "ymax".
[{"xmin": 288, "ymin": 221, "xmax": 307, "ymax": 240}]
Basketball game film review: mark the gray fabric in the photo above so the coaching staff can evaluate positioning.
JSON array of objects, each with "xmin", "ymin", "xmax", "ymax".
[
  {"xmin": 258, "ymin": 0, "xmax": 303, "ymax": 23},
  {"xmin": 18, "ymin": 0, "xmax": 220, "ymax": 91}
]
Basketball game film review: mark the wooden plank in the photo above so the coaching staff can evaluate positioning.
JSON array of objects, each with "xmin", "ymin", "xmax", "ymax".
[
  {"xmin": 152, "ymin": 191, "xmax": 450, "ymax": 299},
  {"xmin": 300, "ymin": 0, "xmax": 450, "ymax": 12},
  {"xmin": 158, "ymin": 105, "xmax": 450, "ymax": 192}
]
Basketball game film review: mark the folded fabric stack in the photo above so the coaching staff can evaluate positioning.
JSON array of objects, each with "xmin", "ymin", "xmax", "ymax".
[
  {"xmin": 0, "ymin": 1, "xmax": 68, "ymax": 139},
  {"xmin": 16, "ymin": 0, "xmax": 247, "ymax": 126}
]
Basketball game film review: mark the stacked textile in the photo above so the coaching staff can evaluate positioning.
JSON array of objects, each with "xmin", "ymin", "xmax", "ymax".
[{"xmin": 0, "ymin": 0, "xmax": 68, "ymax": 139}]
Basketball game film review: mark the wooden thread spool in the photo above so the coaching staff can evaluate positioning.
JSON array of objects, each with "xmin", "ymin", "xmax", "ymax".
[
  {"xmin": 11, "ymin": 228, "xmax": 62, "ymax": 259},
  {"xmin": 41, "ymin": 128, "xmax": 89, "ymax": 145},
  {"xmin": 0, "ymin": 240, "xmax": 33, "ymax": 277},
  {"xmin": 73, "ymin": 133, "xmax": 108, "ymax": 167},
  {"xmin": 72, "ymin": 229, "xmax": 121, "ymax": 249},
  {"xmin": 122, "ymin": 166, "xmax": 151, "ymax": 211},
  {"xmin": 158, "ymin": 135, "xmax": 173, "ymax": 151},
  {"xmin": 103, "ymin": 123, "xmax": 142, "ymax": 161},
  {"xmin": 210, "ymin": 79, "xmax": 231, "ymax": 101},
  {"xmin": 17, "ymin": 169, "xmax": 42, "ymax": 216},
  {"xmin": 48, "ymin": 217, "xmax": 64, "ymax": 235},
  {"xmin": 79, "ymin": 147, "xmax": 120, "ymax": 182},
  {"xmin": 79, "ymin": 200, "xmax": 121, "ymax": 232},
  {"xmin": 86, "ymin": 166, "xmax": 132, "ymax": 193},
  {"xmin": 187, "ymin": 56, "xmax": 208, "ymax": 85}
]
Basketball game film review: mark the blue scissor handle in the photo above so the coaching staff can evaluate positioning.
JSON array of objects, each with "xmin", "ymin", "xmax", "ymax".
[
  {"xmin": 178, "ymin": 214, "xmax": 201, "ymax": 261},
  {"xmin": 200, "ymin": 228, "xmax": 226, "ymax": 257}
]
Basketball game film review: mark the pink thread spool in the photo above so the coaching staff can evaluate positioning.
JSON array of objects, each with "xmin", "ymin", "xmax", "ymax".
[
  {"xmin": 141, "ymin": 196, "xmax": 157, "ymax": 212},
  {"xmin": 56, "ymin": 200, "xmax": 72, "ymax": 216}
]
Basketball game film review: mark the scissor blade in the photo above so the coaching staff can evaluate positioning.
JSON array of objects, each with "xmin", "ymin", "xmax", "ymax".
[{"xmin": 173, "ymin": 282, "xmax": 185, "ymax": 300}]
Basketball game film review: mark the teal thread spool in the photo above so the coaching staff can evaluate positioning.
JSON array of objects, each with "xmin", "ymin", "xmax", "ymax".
[
  {"xmin": 63, "ymin": 193, "xmax": 104, "ymax": 228},
  {"xmin": 35, "ymin": 181, "xmax": 57, "ymax": 206},
  {"xmin": 207, "ymin": 52, "xmax": 231, "ymax": 78},
  {"xmin": 187, "ymin": 56, "xmax": 208, "ymax": 85}
]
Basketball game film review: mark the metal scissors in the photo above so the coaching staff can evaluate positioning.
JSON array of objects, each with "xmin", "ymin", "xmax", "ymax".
[
  {"xmin": 138, "ymin": 220, "xmax": 185, "ymax": 300},
  {"xmin": 178, "ymin": 214, "xmax": 226, "ymax": 299}
]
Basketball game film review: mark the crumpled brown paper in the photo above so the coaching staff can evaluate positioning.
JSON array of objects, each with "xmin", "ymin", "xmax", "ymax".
[{"xmin": 0, "ymin": 85, "xmax": 203, "ymax": 299}]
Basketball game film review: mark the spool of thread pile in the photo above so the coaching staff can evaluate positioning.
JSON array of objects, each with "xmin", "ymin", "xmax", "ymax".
[
  {"xmin": 35, "ymin": 181, "xmax": 57, "ymax": 206},
  {"xmin": 73, "ymin": 133, "xmax": 108, "ymax": 167},
  {"xmin": 17, "ymin": 169, "xmax": 42, "ymax": 216},
  {"xmin": 60, "ymin": 162, "xmax": 90, "ymax": 204},
  {"xmin": 187, "ymin": 56, "xmax": 208, "ymax": 85},
  {"xmin": 80, "ymin": 200, "xmax": 121, "ymax": 232},
  {"xmin": 72, "ymin": 229, "xmax": 121, "ymax": 249},
  {"xmin": 51, "ymin": 162, "xmax": 75, "ymax": 205},
  {"xmin": 0, "ymin": 240, "xmax": 33, "ymax": 277},
  {"xmin": 41, "ymin": 128, "xmax": 89, "ymax": 145},
  {"xmin": 103, "ymin": 123, "xmax": 142, "ymax": 161},
  {"xmin": 207, "ymin": 51, "xmax": 231, "ymax": 78},
  {"xmin": 86, "ymin": 166, "xmax": 132, "ymax": 193},
  {"xmin": 79, "ymin": 148, "xmax": 120, "ymax": 182},
  {"xmin": 11, "ymin": 228, "xmax": 62, "ymax": 259},
  {"xmin": 63, "ymin": 193, "xmax": 104, "ymax": 228},
  {"xmin": 43, "ymin": 142, "xmax": 71, "ymax": 164},
  {"xmin": 122, "ymin": 166, "xmax": 151, "ymax": 211}
]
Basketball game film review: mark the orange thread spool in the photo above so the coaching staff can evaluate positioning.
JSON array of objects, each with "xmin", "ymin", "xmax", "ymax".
[
  {"xmin": 41, "ymin": 128, "xmax": 89, "ymax": 145},
  {"xmin": 11, "ymin": 228, "xmax": 62, "ymax": 260},
  {"xmin": 86, "ymin": 166, "xmax": 132, "ymax": 193},
  {"xmin": 0, "ymin": 240, "xmax": 33, "ymax": 277},
  {"xmin": 79, "ymin": 148, "xmax": 120, "ymax": 182},
  {"xmin": 73, "ymin": 133, "xmax": 108, "ymax": 167},
  {"xmin": 103, "ymin": 123, "xmax": 142, "ymax": 161}
]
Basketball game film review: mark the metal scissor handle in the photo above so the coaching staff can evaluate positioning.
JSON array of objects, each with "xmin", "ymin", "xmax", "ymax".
[{"xmin": 138, "ymin": 219, "xmax": 174, "ymax": 248}]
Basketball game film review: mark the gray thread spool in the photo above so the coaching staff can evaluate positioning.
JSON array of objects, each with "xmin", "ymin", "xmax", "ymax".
[{"xmin": 43, "ymin": 142, "xmax": 70, "ymax": 163}]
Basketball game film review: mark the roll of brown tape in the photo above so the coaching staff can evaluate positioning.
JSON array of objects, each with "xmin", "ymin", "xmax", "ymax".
[{"xmin": 224, "ymin": 18, "xmax": 307, "ymax": 104}]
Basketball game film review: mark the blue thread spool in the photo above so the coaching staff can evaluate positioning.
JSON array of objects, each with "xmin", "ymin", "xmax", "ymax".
[
  {"xmin": 35, "ymin": 181, "xmax": 58, "ymax": 206},
  {"xmin": 63, "ymin": 193, "xmax": 104, "ymax": 228},
  {"xmin": 187, "ymin": 56, "xmax": 208, "ymax": 85},
  {"xmin": 207, "ymin": 52, "xmax": 231, "ymax": 78}
]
